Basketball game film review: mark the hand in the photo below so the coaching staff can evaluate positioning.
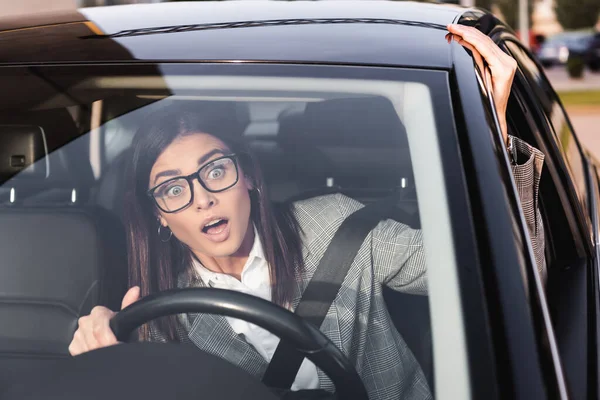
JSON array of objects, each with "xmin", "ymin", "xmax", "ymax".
[
  {"xmin": 68, "ymin": 286, "xmax": 141, "ymax": 356},
  {"xmin": 446, "ymin": 24, "xmax": 518, "ymax": 145}
]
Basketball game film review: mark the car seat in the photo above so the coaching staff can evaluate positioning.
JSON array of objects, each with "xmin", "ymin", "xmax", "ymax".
[{"xmin": 0, "ymin": 121, "xmax": 127, "ymax": 390}]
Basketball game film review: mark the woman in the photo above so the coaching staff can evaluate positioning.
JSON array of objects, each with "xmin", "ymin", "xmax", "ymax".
[{"xmin": 69, "ymin": 26, "xmax": 545, "ymax": 400}]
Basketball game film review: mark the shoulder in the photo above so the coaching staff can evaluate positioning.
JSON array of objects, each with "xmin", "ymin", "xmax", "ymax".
[
  {"xmin": 289, "ymin": 193, "xmax": 359, "ymax": 259},
  {"xmin": 292, "ymin": 193, "xmax": 364, "ymax": 220},
  {"xmin": 290, "ymin": 193, "xmax": 364, "ymax": 238}
]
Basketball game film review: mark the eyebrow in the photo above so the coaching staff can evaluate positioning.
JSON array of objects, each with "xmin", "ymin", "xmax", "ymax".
[
  {"xmin": 153, "ymin": 168, "xmax": 182, "ymax": 185},
  {"xmin": 198, "ymin": 148, "xmax": 227, "ymax": 166},
  {"xmin": 152, "ymin": 148, "xmax": 228, "ymax": 185}
]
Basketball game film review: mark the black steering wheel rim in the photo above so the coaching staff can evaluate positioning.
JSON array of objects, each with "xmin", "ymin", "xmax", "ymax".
[{"xmin": 110, "ymin": 287, "xmax": 369, "ymax": 400}]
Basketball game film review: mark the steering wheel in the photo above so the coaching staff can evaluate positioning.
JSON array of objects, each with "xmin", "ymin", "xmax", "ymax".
[{"xmin": 109, "ymin": 288, "xmax": 369, "ymax": 400}]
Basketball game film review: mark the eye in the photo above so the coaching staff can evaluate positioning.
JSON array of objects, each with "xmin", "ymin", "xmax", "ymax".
[
  {"xmin": 207, "ymin": 167, "xmax": 225, "ymax": 180},
  {"xmin": 165, "ymin": 184, "xmax": 186, "ymax": 198},
  {"xmin": 204, "ymin": 158, "xmax": 233, "ymax": 180}
]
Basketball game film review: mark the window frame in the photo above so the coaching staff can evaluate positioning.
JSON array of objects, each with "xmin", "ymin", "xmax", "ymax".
[
  {"xmin": 470, "ymin": 44, "xmax": 569, "ymax": 399},
  {"xmin": 450, "ymin": 38, "xmax": 553, "ymax": 399},
  {"xmin": 502, "ymin": 38, "xmax": 593, "ymax": 256},
  {"xmin": 499, "ymin": 35, "xmax": 596, "ymax": 400},
  {"xmin": 588, "ymin": 161, "xmax": 600, "ymax": 399}
]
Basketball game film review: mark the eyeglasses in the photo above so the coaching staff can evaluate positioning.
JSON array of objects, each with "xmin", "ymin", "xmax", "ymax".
[{"xmin": 147, "ymin": 154, "xmax": 240, "ymax": 213}]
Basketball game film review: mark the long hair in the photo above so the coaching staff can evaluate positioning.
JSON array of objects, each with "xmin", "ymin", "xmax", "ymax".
[{"xmin": 123, "ymin": 106, "xmax": 304, "ymax": 341}]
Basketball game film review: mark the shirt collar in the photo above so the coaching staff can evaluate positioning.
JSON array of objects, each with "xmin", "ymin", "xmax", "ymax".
[
  {"xmin": 192, "ymin": 225, "xmax": 265, "ymax": 284},
  {"xmin": 247, "ymin": 225, "xmax": 266, "ymax": 265}
]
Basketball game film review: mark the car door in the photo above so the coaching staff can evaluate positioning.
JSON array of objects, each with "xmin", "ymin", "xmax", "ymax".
[
  {"xmin": 499, "ymin": 35, "xmax": 598, "ymax": 400},
  {"xmin": 451, "ymin": 35, "xmax": 560, "ymax": 399},
  {"xmin": 469, "ymin": 62, "xmax": 568, "ymax": 400},
  {"xmin": 588, "ymin": 158, "xmax": 600, "ymax": 398}
]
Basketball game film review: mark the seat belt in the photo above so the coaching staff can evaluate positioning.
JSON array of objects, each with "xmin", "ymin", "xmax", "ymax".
[{"xmin": 262, "ymin": 194, "xmax": 399, "ymax": 389}]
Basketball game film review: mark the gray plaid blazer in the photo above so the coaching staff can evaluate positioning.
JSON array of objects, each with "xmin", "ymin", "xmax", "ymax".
[{"xmin": 149, "ymin": 136, "xmax": 545, "ymax": 400}]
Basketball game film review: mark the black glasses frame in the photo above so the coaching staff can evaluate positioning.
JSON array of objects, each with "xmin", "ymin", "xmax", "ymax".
[{"xmin": 147, "ymin": 154, "xmax": 240, "ymax": 213}]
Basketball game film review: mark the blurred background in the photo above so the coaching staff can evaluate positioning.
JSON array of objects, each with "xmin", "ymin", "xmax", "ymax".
[{"xmin": 1, "ymin": 0, "xmax": 599, "ymax": 155}]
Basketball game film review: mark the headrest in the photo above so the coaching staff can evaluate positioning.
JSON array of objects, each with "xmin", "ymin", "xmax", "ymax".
[
  {"xmin": 0, "ymin": 109, "xmax": 94, "ymax": 187},
  {"xmin": 274, "ymin": 96, "xmax": 413, "ymax": 200},
  {"xmin": 0, "ymin": 112, "xmax": 93, "ymax": 206},
  {"xmin": 0, "ymin": 125, "xmax": 48, "ymax": 182},
  {"xmin": 282, "ymin": 96, "xmax": 408, "ymax": 148}
]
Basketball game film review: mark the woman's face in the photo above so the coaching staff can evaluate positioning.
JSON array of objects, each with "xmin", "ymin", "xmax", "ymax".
[{"xmin": 149, "ymin": 133, "xmax": 254, "ymax": 259}]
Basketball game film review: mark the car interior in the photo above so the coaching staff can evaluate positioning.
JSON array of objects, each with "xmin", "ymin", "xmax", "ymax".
[{"xmin": 0, "ymin": 85, "xmax": 434, "ymax": 396}]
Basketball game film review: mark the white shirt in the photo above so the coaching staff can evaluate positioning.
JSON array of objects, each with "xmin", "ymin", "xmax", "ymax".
[{"xmin": 192, "ymin": 227, "xmax": 319, "ymax": 391}]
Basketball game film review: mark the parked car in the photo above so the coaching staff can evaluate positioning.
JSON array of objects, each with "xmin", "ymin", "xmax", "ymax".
[
  {"xmin": 583, "ymin": 31, "xmax": 600, "ymax": 71},
  {"xmin": 0, "ymin": 2, "xmax": 598, "ymax": 400},
  {"xmin": 536, "ymin": 31, "xmax": 593, "ymax": 67}
]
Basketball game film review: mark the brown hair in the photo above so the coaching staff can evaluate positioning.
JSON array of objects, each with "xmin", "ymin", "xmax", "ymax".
[{"xmin": 123, "ymin": 106, "xmax": 304, "ymax": 341}]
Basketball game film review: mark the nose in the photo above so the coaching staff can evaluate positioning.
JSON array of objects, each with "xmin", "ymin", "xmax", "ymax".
[{"xmin": 192, "ymin": 179, "xmax": 216, "ymax": 210}]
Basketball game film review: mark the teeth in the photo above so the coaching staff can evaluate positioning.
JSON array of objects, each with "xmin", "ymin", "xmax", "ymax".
[{"xmin": 205, "ymin": 219, "xmax": 222, "ymax": 228}]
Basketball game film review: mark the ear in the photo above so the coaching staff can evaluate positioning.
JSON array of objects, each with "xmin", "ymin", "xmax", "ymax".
[
  {"xmin": 243, "ymin": 174, "xmax": 254, "ymax": 191},
  {"xmin": 156, "ymin": 213, "xmax": 168, "ymax": 228}
]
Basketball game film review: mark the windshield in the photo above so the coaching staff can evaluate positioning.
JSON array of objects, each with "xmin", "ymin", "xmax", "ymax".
[{"xmin": 0, "ymin": 64, "xmax": 459, "ymax": 399}]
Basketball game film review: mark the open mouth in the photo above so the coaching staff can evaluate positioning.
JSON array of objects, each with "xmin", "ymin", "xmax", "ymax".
[{"xmin": 202, "ymin": 218, "xmax": 229, "ymax": 235}]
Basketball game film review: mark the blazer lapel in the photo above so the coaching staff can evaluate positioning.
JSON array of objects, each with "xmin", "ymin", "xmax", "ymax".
[
  {"xmin": 180, "ymin": 270, "xmax": 268, "ymax": 378},
  {"xmin": 187, "ymin": 311, "xmax": 268, "ymax": 377},
  {"xmin": 291, "ymin": 245, "xmax": 319, "ymax": 311}
]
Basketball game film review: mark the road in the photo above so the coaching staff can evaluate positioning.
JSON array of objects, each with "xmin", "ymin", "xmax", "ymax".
[
  {"xmin": 566, "ymin": 106, "xmax": 600, "ymax": 158},
  {"xmin": 545, "ymin": 67, "xmax": 600, "ymax": 92},
  {"xmin": 542, "ymin": 66, "xmax": 600, "ymax": 158}
]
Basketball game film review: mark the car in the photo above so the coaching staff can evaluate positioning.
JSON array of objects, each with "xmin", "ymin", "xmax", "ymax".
[
  {"xmin": 583, "ymin": 31, "xmax": 600, "ymax": 71},
  {"xmin": 555, "ymin": 30, "xmax": 600, "ymax": 72},
  {"xmin": 0, "ymin": 2, "xmax": 598, "ymax": 400},
  {"xmin": 536, "ymin": 31, "xmax": 595, "ymax": 68}
]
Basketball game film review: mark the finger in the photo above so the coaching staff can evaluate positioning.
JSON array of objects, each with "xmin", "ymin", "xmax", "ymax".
[
  {"xmin": 89, "ymin": 305, "xmax": 116, "ymax": 343},
  {"xmin": 121, "ymin": 286, "xmax": 141, "ymax": 310},
  {"xmin": 452, "ymin": 35, "xmax": 486, "ymax": 75},
  {"xmin": 90, "ymin": 305, "xmax": 114, "ymax": 319},
  {"xmin": 449, "ymin": 26, "xmax": 516, "ymax": 86},
  {"xmin": 447, "ymin": 24, "xmax": 492, "ymax": 43},
  {"xmin": 80, "ymin": 321, "xmax": 101, "ymax": 352},
  {"xmin": 452, "ymin": 31, "xmax": 496, "ymax": 65},
  {"xmin": 447, "ymin": 25, "xmax": 501, "ymax": 68},
  {"xmin": 69, "ymin": 330, "xmax": 88, "ymax": 356},
  {"xmin": 452, "ymin": 36, "xmax": 480, "ymax": 62},
  {"xmin": 68, "ymin": 342, "xmax": 82, "ymax": 356},
  {"xmin": 92, "ymin": 316, "xmax": 118, "ymax": 347}
]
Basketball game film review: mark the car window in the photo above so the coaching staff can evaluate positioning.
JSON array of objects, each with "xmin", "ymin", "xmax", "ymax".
[
  {"xmin": 469, "ymin": 40, "xmax": 551, "ymax": 286},
  {"xmin": 503, "ymin": 41, "xmax": 595, "ymax": 399},
  {"xmin": 448, "ymin": 40, "xmax": 565, "ymax": 397},
  {"xmin": 0, "ymin": 64, "xmax": 481, "ymax": 399},
  {"xmin": 497, "ymin": 81, "xmax": 577, "ymax": 398},
  {"xmin": 505, "ymin": 41, "xmax": 590, "ymax": 233}
]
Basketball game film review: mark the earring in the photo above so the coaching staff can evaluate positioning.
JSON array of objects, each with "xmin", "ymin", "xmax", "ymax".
[
  {"xmin": 158, "ymin": 224, "xmax": 173, "ymax": 242},
  {"xmin": 253, "ymin": 187, "xmax": 262, "ymax": 196}
]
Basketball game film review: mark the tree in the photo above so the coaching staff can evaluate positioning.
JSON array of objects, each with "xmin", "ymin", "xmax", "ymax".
[
  {"xmin": 494, "ymin": 0, "xmax": 533, "ymax": 31},
  {"xmin": 556, "ymin": 0, "xmax": 600, "ymax": 30},
  {"xmin": 475, "ymin": 0, "xmax": 493, "ymax": 12}
]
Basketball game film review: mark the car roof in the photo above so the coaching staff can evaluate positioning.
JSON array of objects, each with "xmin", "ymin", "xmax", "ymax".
[{"xmin": 0, "ymin": 1, "xmax": 471, "ymax": 68}]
